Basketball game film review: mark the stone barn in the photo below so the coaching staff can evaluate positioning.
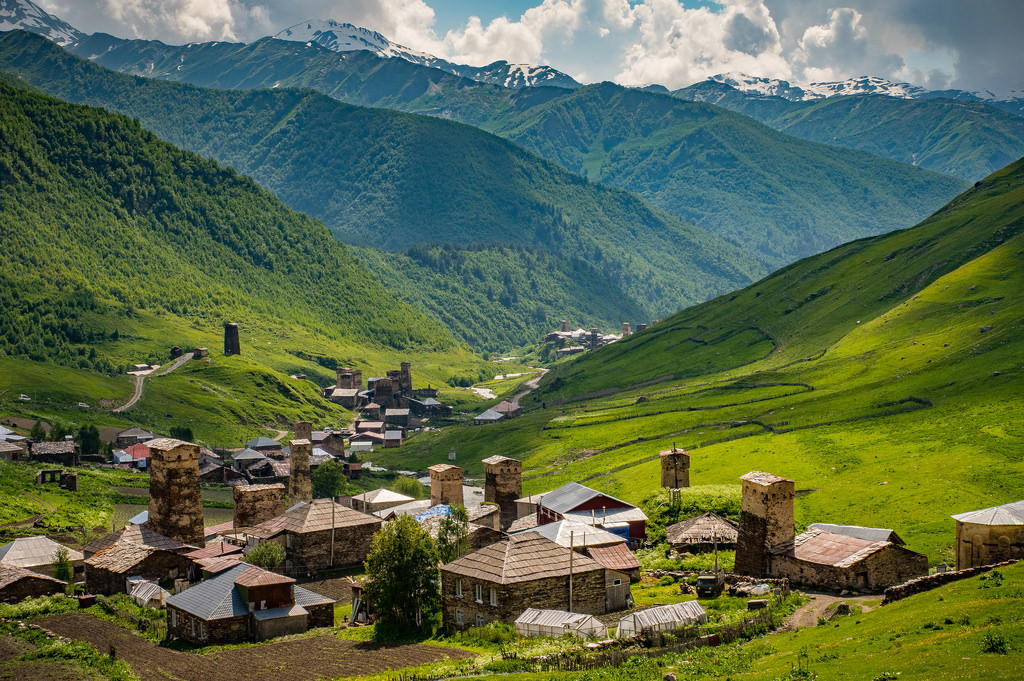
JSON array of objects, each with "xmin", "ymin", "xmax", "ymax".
[
  {"xmin": 84, "ymin": 539, "xmax": 196, "ymax": 595},
  {"xmin": 951, "ymin": 500, "xmax": 1024, "ymax": 569},
  {"xmin": 247, "ymin": 499, "xmax": 381, "ymax": 571},
  {"xmin": 0, "ymin": 565, "xmax": 66, "ymax": 603},
  {"xmin": 734, "ymin": 471, "xmax": 927, "ymax": 591},
  {"xmin": 167, "ymin": 562, "xmax": 334, "ymax": 644},
  {"xmin": 440, "ymin": 534, "xmax": 630, "ymax": 630},
  {"xmin": 29, "ymin": 441, "xmax": 79, "ymax": 467}
]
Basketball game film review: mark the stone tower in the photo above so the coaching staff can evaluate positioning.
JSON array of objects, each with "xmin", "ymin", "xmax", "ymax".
[
  {"xmin": 590, "ymin": 328, "xmax": 600, "ymax": 350},
  {"xmin": 373, "ymin": 377, "xmax": 394, "ymax": 406},
  {"xmin": 734, "ymin": 471, "xmax": 795, "ymax": 577},
  {"xmin": 224, "ymin": 322, "xmax": 241, "ymax": 356},
  {"xmin": 399, "ymin": 362, "xmax": 413, "ymax": 393},
  {"xmin": 294, "ymin": 420, "xmax": 312, "ymax": 442},
  {"xmin": 622, "ymin": 322, "xmax": 631, "ymax": 336},
  {"xmin": 336, "ymin": 367, "xmax": 362, "ymax": 390},
  {"xmin": 483, "ymin": 455, "xmax": 523, "ymax": 530},
  {"xmin": 233, "ymin": 483, "xmax": 285, "ymax": 529},
  {"xmin": 429, "ymin": 463, "xmax": 464, "ymax": 507},
  {"xmin": 660, "ymin": 447, "xmax": 690, "ymax": 489},
  {"xmin": 289, "ymin": 438, "xmax": 312, "ymax": 504},
  {"xmin": 636, "ymin": 323, "xmax": 648, "ymax": 332},
  {"xmin": 561, "ymin": 320, "xmax": 569, "ymax": 333},
  {"xmin": 147, "ymin": 438, "xmax": 205, "ymax": 547}
]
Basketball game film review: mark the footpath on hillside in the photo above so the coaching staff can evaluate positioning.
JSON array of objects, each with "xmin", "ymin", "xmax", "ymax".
[{"xmin": 113, "ymin": 352, "xmax": 194, "ymax": 413}]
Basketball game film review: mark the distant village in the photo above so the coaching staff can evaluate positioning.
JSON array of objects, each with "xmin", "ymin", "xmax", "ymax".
[{"xmin": 543, "ymin": 319, "xmax": 660, "ymax": 359}]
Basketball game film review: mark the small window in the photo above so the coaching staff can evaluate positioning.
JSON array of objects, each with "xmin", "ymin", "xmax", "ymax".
[
  {"xmin": 456, "ymin": 609, "xmax": 464, "ymax": 625},
  {"xmin": 613, "ymin": 578, "xmax": 622, "ymax": 586},
  {"xmin": 455, "ymin": 579, "xmax": 463, "ymax": 597},
  {"xmin": 474, "ymin": 583, "xmax": 483, "ymax": 603},
  {"xmin": 285, "ymin": 534, "xmax": 293, "ymax": 548},
  {"xmin": 489, "ymin": 587, "xmax": 497, "ymax": 606},
  {"xmin": 476, "ymin": 614, "xmax": 484, "ymax": 627}
]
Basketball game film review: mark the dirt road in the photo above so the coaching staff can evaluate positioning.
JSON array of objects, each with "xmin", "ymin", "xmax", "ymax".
[
  {"xmin": 114, "ymin": 352, "xmax": 193, "ymax": 413},
  {"xmin": 780, "ymin": 591, "xmax": 883, "ymax": 631},
  {"xmin": 511, "ymin": 368, "xmax": 549, "ymax": 405}
]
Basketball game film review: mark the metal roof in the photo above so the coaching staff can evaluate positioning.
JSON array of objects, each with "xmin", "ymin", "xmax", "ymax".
[
  {"xmin": 244, "ymin": 437, "xmax": 281, "ymax": 449},
  {"xmin": 524, "ymin": 520, "xmax": 624, "ymax": 548},
  {"xmin": 808, "ymin": 523, "xmax": 902, "ymax": 544},
  {"xmin": 131, "ymin": 580, "xmax": 170, "ymax": 603},
  {"xmin": 586, "ymin": 543, "xmax": 642, "ymax": 573},
  {"xmin": 951, "ymin": 500, "xmax": 1024, "ymax": 526},
  {"xmin": 354, "ymin": 488, "xmax": 414, "ymax": 505},
  {"xmin": 515, "ymin": 608, "xmax": 605, "ymax": 631},
  {"xmin": 129, "ymin": 510, "xmax": 149, "ymax": 525},
  {"xmin": 166, "ymin": 562, "xmax": 250, "ymax": 620},
  {"xmin": 441, "ymin": 534, "xmax": 605, "ymax": 585},
  {"xmin": 252, "ymin": 604, "xmax": 308, "ymax": 621},
  {"xmin": 562, "ymin": 506, "xmax": 648, "ymax": 524},
  {"xmin": 0, "ymin": 537, "xmax": 83, "ymax": 568},
  {"xmin": 619, "ymin": 601, "xmax": 707, "ymax": 631},
  {"xmin": 539, "ymin": 482, "xmax": 636, "ymax": 516},
  {"xmin": 293, "ymin": 585, "xmax": 335, "ymax": 607},
  {"xmin": 233, "ymin": 448, "xmax": 267, "ymax": 461},
  {"xmin": 384, "ymin": 430, "xmax": 404, "ymax": 439},
  {"xmin": 773, "ymin": 528, "xmax": 890, "ymax": 568},
  {"xmin": 474, "ymin": 409, "xmax": 505, "ymax": 421}
]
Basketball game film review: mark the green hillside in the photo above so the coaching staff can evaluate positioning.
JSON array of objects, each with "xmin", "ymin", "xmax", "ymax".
[
  {"xmin": 675, "ymin": 81, "xmax": 1024, "ymax": 181},
  {"xmin": 369, "ymin": 158, "xmax": 1024, "ymax": 561},
  {"xmin": 0, "ymin": 31, "xmax": 760, "ymax": 351},
  {"xmin": 484, "ymin": 82, "xmax": 969, "ymax": 266},
  {"xmin": 62, "ymin": 33, "xmax": 970, "ymax": 269},
  {"xmin": 0, "ymin": 77, "xmax": 489, "ymax": 442}
]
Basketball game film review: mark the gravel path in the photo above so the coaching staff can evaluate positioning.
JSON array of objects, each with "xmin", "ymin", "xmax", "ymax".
[{"xmin": 114, "ymin": 352, "xmax": 193, "ymax": 412}]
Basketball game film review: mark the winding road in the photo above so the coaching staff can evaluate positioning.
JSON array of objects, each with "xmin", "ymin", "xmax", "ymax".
[{"xmin": 113, "ymin": 352, "xmax": 194, "ymax": 413}]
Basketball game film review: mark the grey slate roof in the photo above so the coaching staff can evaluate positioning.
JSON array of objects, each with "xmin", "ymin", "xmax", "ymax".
[
  {"xmin": 474, "ymin": 409, "xmax": 505, "ymax": 422},
  {"xmin": 540, "ymin": 481, "xmax": 634, "ymax": 515},
  {"xmin": 807, "ymin": 523, "xmax": 903, "ymax": 545},
  {"xmin": 293, "ymin": 585, "xmax": 335, "ymax": 607},
  {"xmin": 951, "ymin": 500, "xmax": 1024, "ymax": 526},
  {"xmin": 166, "ymin": 562, "xmax": 250, "ymax": 620},
  {"xmin": 244, "ymin": 437, "xmax": 281, "ymax": 449},
  {"xmin": 233, "ymin": 448, "xmax": 268, "ymax": 461}
]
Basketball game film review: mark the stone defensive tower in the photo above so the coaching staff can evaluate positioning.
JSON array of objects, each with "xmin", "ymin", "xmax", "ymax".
[
  {"xmin": 399, "ymin": 362, "xmax": 413, "ymax": 393},
  {"xmin": 636, "ymin": 323, "xmax": 648, "ymax": 332},
  {"xmin": 734, "ymin": 471, "xmax": 795, "ymax": 577},
  {"xmin": 289, "ymin": 438, "xmax": 313, "ymax": 504},
  {"xmin": 561, "ymin": 320, "xmax": 569, "ymax": 333},
  {"xmin": 373, "ymin": 377, "xmax": 394, "ymax": 406},
  {"xmin": 590, "ymin": 328, "xmax": 600, "ymax": 350},
  {"xmin": 336, "ymin": 367, "xmax": 362, "ymax": 390},
  {"xmin": 429, "ymin": 463, "xmax": 464, "ymax": 507},
  {"xmin": 233, "ymin": 483, "xmax": 285, "ymax": 529},
  {"xmin": 294, "ymin": 420, "xmax": 312, "ymax": 442},
  {"xmin": 660, "ymin": 446, "xmax": 691, "ymax": 489},
  {"xmin": 483, "ymin": 455, "xmax": 523, "ymax": 530},
  {"xmin": 622, "ymin": 322, "xmax": 631, "ymax": 336},
  {"xmin": 224, "ymin": 322, "xmax": 241, "ymax": 356},
  {"xmin": 147, "ymin": 438, "xmax": 205, "ymax": 547}
]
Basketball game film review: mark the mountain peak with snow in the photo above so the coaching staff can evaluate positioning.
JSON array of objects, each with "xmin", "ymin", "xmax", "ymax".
[
  {"xmin": 273, "ymin": 19, "xmax": 580, "ymax": 90},
  {"xmin": 0, "ymin": 0, "xmax": 82, "ymax": 45}
]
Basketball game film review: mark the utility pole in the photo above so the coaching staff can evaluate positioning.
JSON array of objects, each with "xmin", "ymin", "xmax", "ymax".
[
  {"xmin": 330, "ymin": 498, "xmax": 336, "ymax": 567},
  {"xmin": 569, "ymin": 530, "xmax": 574, "ymax": 612}
]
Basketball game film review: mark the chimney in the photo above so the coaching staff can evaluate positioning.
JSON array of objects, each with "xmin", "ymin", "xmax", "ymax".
[
  {"xmin": 428, "ymin": 463, "xmax": 463, "ymax": 507},
  {"xmin": 483, "ymin": 456, "xmax": 523, "ymax": 530},
  {"xmin": 734, "ymin": 471, "xmax": 795, "ymax": 578},
  {"xmin": 147, "ymin": 438, "xmax": 205, "ymax": 547},
  {"xmin": 289, "ymin": 439, "xmax": 312, "ymax": 504}
]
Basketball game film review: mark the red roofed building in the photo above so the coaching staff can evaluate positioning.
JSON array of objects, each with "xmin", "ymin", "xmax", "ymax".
[{"xmin": 125, "ymin": 442, "xmax": 151, "ymax": 468}]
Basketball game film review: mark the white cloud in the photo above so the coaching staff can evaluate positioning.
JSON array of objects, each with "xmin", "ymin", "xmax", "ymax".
[{"xmin": 441, "ymin": 0, "xmax": 584, "ymax": 66}]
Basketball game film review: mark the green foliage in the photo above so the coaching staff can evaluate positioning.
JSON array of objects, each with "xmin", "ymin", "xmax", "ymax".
[
  {"xmin": 642, "ymin": 485, "xmax": 742, "ymax": 545},
  {"xmin": 391, "ymin": 475, "xmax": 427, "ymax": 499},
  {"xmin": 76, "ymin": 424, "xmax": 100, "ymax": 457},
  {"xmin": 363, "ymin": 515, "xmax": 440, "ymax": 637},
  {"xmin": 168, "ymin": 425, "xmax": 193, "ymax": 442},
  {"xmin": 436, "ymin": 505, "xmax": 470, "ymax": 564},
  {"xmin": 52, "ymin": 545, "xmax": 74, "ymax": 583},
  {"xmin": 0, "ymin": 617, "xmax": 138, "ymax": 681},
  {"xmin": 311, "ymin": 460, "xmax": 356, "ymax": 499},
  {"xmin": 29, "ymin": 420, "xmax": 46, "ymax": 440},
  {"xmin": 983, "ymin": 634, "xmax": 1008, "ymax": 655},
  {"xmin": 246, "ymin": 541, "xmax": 286, "ymax": 570},
  {"xmin": 0, "ymin": 594, "xmax": 78, "ymax": 619}
]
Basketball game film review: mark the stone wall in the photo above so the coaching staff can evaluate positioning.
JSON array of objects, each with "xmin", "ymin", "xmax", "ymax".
[
  {"xmin": 285, "ymin": 523, "xmax": 380, "ymax": 571},
  {"xmin": 659, "ymin": 448, "xmax": 690, "ymax": 489},
  {"xmin": 233, "ymin": 484, "xmax": 286, "ymax": 529},
  {"xmin": 169, "ymin": 605, "xmax": 249, "ymax": 645},
  {"xmin": 289, "ymin": 439, "xmax": 312, "ymax": 505},
  {"xmin": 483, "ymin": 456, "xmax": 522, "ymax": 531},
  {"xmin": 86, "ymin": 551, "xmax": 194, "ymax": 596},
  {"xmin": 735, "ymin": 472, "xmax": 794, "ymax": 577},
  {"xmin": 148, "ymin": 439, "xmax": 205, "ymax": 547},
  {"xmin": 440, "ymin": 568, "xmax": 606, "ymax": 630},
  {"xmin": 769, "ymin": 543, "xmax": 928, "ymax": 593},
  {"xmin": 882, "ymin": 560, "xmax": 1017, "ymax": 604},
  {"xmin": 0, "ymin": 576, "xmax": 65, "ymax": 603},
  {"xmin": 306, "ymin": 601, "xmax": 335, "ymax": 628},
  {"xmin": 954, "ymin": 521, "xmax": 1024, "ymax": 570}
]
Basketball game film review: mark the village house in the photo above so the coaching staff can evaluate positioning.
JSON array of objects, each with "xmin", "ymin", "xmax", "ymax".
[
  {"xmin": 473, "ymin": 409, "xmax": 505, "ymax": 426},
  {"xmin": 0, "ymin": 536, "xmax": 84, "ymax": 578},
  {"xmin": 166, "ymin": 562, "xmax": 334, "ymax": 644},
  {"xmin": 247, "ymin": 498, "xmax": 381, "ymax": 571},
  {"xmin": 735, "ymin": 471, "xmax": 928, "ymax": 591},
  {"xmin": 534, "ymin": 482, "xmax": 647, "ymax": 542},
  {"xmin": 115, "ymin": 427, "xmax": 155, "ymax": 449},
  {"xmin": 124, "ymin": 442, "xmax": 151, "ymax": 468},
  {"xmin": 403, "ymin": 397, "xmax": 452, "ymax": 418},
  {"xmin": 384, "ymin": 430, "xmax": 404, "ymax": 448},
  {"xmin": 491, "ymin": 401, "xmax": 523, "ymax": 419},
  {"xmin": 384, "ymin": 408, "xmax": 411, "ymax": 427},
  {"xmin": 666, "ymin": 512, "xmax": 739, "ymax": 553},
  {"xmin": 350, "ymin": 431, "xmax": 385, "ymax": 450},
  {"xmin": 441, "ymin": 533, "xmax": 631, "ymax": 630},
  {"xmin": 84, "ymin": 538, "xmax": 196, "ymax": 595},
  {"xmin": 310, "ymin": 428, "xmax": 347, "ymax": 452},
  {"xmin": 29, "ymin": 441, "xmax": 79, "ymax": 467},
  {"xmin": 360, "ymin": 402, "xmax": 381, "ymax": 420},
  {"xmin": 350, "ymin": 488, "xmax": 415, "ymax": 515},
  {"xmin": 82, "ymin": 523, "xmax": 186, "ymax": 559},
  {"xmin": 0, "ymin": 565, "xmax": 66, "ymax": 603},
  {"xmin": 243, "ymin": 437, "xmax": 283, "ymax": 455},
  {"xmin": 0, "ymin": 425, "xmax": 28, "ymax": 452},
  {"xmin": 951, "ymin": 499, "xmax": 1024, "ymax": 570},
  {"xmin": 0, "ymin": 441, "xmax": 24, "ymax": 462},
  {"xmin": 522, "ymin": 519, "xmax": 641, "ymax": 580},
  {"xmin": 415, "ymin": 505, "xmax": 505, "ymax": 551},
  {"xmin": 232, "ymin": 448, "xmax": 269, "ymax": 472}
]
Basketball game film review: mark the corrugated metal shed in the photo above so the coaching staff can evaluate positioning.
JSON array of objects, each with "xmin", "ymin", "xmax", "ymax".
[
  {"xmin": 515, "ymin": 608, "xmax": 608, "ymax": 639},
  {"xmin": 131, "ymin": 580, "xmax": 170, "ymax": 608},
  {"xmin": 616, "ymin": 601, "xmax": 707, "ymax": 638}
]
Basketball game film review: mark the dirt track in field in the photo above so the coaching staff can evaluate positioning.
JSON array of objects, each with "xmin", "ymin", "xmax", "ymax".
[{"xmin": 36, "ymin": 612, "xmax": 473, "ymax": 681}]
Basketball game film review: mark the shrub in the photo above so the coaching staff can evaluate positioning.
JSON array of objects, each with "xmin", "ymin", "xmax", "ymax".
[
  {"xmin": 982, "ymin": 634, "xmax": 1007, "ymax": 654},
  {"xmin": 246, "ymin": 541, "xmax": 286, "ymax": 570}
]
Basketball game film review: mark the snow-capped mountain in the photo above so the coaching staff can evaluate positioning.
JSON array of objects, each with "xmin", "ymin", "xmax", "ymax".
[
  {"xmin": 0, "ymin": 0, "xmax": 82, "ymax": 45},
  {"xmin": 274, "ymin": 19, "xmax": 580, "ymax": 89}
]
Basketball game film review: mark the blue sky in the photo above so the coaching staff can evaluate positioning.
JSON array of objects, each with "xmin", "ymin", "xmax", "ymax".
[{"xmin": 37, "ymin": 0, "xmax": 1024, "ymax": 94}]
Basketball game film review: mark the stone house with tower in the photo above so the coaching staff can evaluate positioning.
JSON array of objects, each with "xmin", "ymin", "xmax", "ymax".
[
  {"xmin": 735, "ymin": 471, "xmax": 927, "ymax": 591},
  {"xmin": 483, "ymin": 456, "xmax": 522, "ymax": 531},
  {"xmin": 440, "ymin": 533, "xmax": 631, "ymax": 631}
]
